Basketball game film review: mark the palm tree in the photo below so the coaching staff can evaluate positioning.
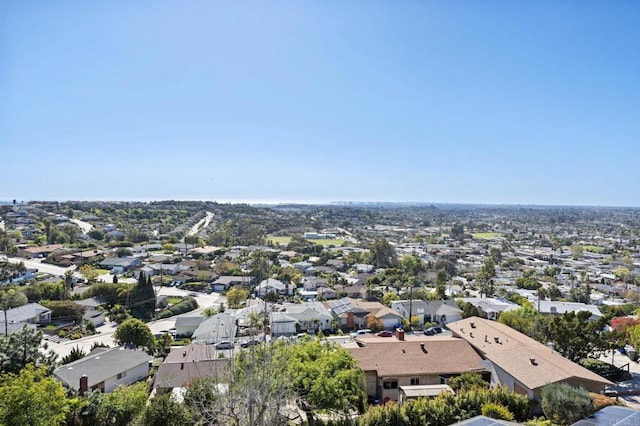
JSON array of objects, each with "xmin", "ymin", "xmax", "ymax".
[{"xmin": 248, "ymin": 312, "xmax": 264, "ymax": 336}]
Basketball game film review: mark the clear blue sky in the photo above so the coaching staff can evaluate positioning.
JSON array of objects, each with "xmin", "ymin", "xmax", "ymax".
[{"xmin": 1, "ymin": 1, "xmax": 639, "ymax": 206}]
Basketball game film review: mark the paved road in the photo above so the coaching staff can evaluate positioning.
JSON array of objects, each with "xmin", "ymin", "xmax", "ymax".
[
  {"xmin": 45, "ymin": 288, "xmax": 225, "ymax": 359},
  {"xmin": 7, "ymin": 257, "xmax": 75, "ymax": 276},
  {"xmin": 70, "ymin": 218, "xmax": 93, "ymax": 234},
  {"xmin": 186, "ymin": 211, "xmax": 214, "ymax": 236}
]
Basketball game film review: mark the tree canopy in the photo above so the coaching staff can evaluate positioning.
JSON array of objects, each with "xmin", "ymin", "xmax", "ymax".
[{"xmin": 113, "ymin": 318, "xmax": 155, "ymax": 350}]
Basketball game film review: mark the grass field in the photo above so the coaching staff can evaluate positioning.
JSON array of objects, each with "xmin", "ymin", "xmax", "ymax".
[
  {"xmin": 307, "ymin": 238, "xmax": 345, "ymax": 246},
  {"xmin": 267, "ymin": 236, "xmax": 292, "ymax": 245},
  {"xmin": 472, "ymin": 232, "xmax": 502, "ymax": 240}
]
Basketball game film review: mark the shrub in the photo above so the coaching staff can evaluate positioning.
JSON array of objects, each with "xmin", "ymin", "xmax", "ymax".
[
  {"xmin": 482, "ymin": 403, "xmax": 514, "ymax": 420},
  {"xmin": 155, "ymin": 297, "xmax": 198, "ymax": 319},
  {"xmin": 449, "ymin": 372, "xmax": 488, "ymax": 393},
  {"xmin": 541, "ymin": 383, "xmax": 593, "ymax": 425}
]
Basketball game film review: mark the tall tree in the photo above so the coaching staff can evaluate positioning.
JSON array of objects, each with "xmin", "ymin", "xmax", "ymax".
[
  {"xmin": 370, "ymin": 237, "xmax": 398, "ymax": 268},
  {"xmin": 0, "ymin": 326, "xmax": 58, "ymax": 374}
]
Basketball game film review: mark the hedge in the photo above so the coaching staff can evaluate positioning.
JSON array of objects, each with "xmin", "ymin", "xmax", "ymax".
[{"xmin": 155, "ymin": 297, "xmax": 198, "ymax": 319}]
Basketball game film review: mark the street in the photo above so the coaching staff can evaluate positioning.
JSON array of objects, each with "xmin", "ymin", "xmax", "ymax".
[{"xmin": 45, "ymin": 288, "xmax": 225, "ymax": 359}]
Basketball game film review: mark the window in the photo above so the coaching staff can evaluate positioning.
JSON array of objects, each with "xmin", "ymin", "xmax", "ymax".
[
  {"xmin": 117, "ymin": 371, "xmax": 127, "ymax": 380},
  {"xmin": 383, "ymin": 379, "xmax": 398, "ymax": 389},
  {"xmin": 410, "ymin": 377, "xmax": 420, "ymax": 386}
]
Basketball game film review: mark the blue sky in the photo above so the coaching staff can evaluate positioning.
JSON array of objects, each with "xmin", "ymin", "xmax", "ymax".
[{"xmin": 1, "ymin": 1, "xmax": 639, "ymax": 206}]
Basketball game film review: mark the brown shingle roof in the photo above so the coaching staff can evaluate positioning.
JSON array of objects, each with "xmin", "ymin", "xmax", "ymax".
[
  {"xmin": 449, "ymin": 317, "xmax": 612, "ymax": 390},
  {"xmin": 347, "ymin": 337, "xmax": 484, "ymax": 377}
]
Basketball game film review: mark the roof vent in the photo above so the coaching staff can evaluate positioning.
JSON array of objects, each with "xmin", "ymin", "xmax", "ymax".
[
  {"xmin": 469, "ymin": 332, "xmax": 473, "ymax": 338},
  {"xmin": 494, "ymin": 336, "xmax": 500, "ymax": 344},
  {"xmin": 460, "ymin": 328, "xmax": 464, "ymax": 334},
  {"xmin": 529, "ymin": 358, "xmax": 538, "ymax": 366},
  {"xmin": 470, "ymin": 322, "xmax": 476, "ymax": 328},
  {"xmin": 420, "ymin": 343, "xmax": 428, "ymax": 354},
  {"xmin": 402, "ymin": 348, "xmax": 406, "ymax": 354}
]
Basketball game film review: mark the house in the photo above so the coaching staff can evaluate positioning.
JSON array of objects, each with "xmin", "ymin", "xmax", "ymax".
[
  {"xmin": 317, "ymin": 287, "xmax": 339, "ymax": 300},
  {"xmin": 191, "ymin": 313, "xmax": 237, "ymax": 344},
  {"xmin": 54, "ymin": 346, "xmax": 153, "ymax": 393},
  {"xmin": 536, "ymin": 300, "xmax": 603, "ymax": 321},
  {"xmin": 449, "ymin": 317, "xmax": 612, "ymax": 400},
  {"xmin": 0, "ymin": 303, "xmax": 51, "ymax": 332},
  {"xmin": 456, "ymin": 297, "xmax": 519, "ymax": 320},
  {"xmin": 154, "ymin": 344, "xmax": 229, "ymax": 394},
  {"xmin": 327, "ymin": 298, "xmax": 404, "ymax": 330},
  {"xmin": 19, "ymin": 244, "xmax": 65, "ymax": 258},
  {"xmin": 391, "ymin": 300, "xmax": 463, "ymax": 325},
  {"xmin": 255, "ymin": 278, "xmax": 294, "ymax": 297},
  {"xmin": 302, "ymin": 277, "xmax": 329, "ymax": 291},
  {"xmin": 348, "ymin": 334, "xmax": 486, "ymax": 403},
  {"xmin": 175, "ymin": 314, "xmax": 205, "ymax": 337},
  {"xmin": 99, "ymin": 256, "xmax": 141, "ymax": 273},
  {"xmin": 270, "ymin": 312, "xmax": 298, "ymax": 337},
  {"xmin": 211, "ymin": 275, "xmax": 253, "ymax": 292},
  {"xmin": 75, "ymin": 297, "xmax": 105, "ymax": 327},
  {"xmin": 281, "ymin": 301, "xmax": 334, "ymax": 333}
]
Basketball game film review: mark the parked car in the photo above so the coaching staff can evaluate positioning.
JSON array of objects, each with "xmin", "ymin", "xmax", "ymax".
[
  {"xmin": 215, "ymin": 341, "xmax": 235, "ymax": 350},
  {"xmin": 241, "ymin": 339, "xmax": 261, "ymax": 348},
  {"xmin": 350, "ymin": 329, "xmax": 372, "ymax": 338},
  {"xmin": 424, "ymin": 326, "xmax": 443, "ymax": 336},
  {"xmin": 376, "ymin": 330, "xmax": 393, "ymax": 337}
]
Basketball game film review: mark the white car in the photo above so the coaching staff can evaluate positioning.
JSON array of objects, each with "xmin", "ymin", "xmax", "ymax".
[{"xmin": 350, "ymin": 329, "xmax": 372, "ymax": 338}]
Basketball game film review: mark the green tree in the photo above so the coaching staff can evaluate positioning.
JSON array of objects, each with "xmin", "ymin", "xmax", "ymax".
[
  {"xmin": 61, "ymin": 345, "xmax": 87, "ymax": 365},
  {"xmin": 137, "ymin": 394, "xmax": 192, "ymax": 426},
  {"xmin": 226, "ymin": 285, "xmax": 249, "ymax": 308},
  {"xmin": 97, "ymin": 382, "xmax": 148, "ymax": 425},
  {"xmin": 541, "ymin": 383, "xmax": 593, "ymax": 425},
  {"xmin": 113, "ymin": 318, "xmax": 155, "ymax": 350},
  {"xmin": 546, "ymin": 311, "xmax": 610, "ymax": 362},
  {"xmin": 370, "ymin": 237, "xmax": 398, "ymax": 268},
  {"xmin": 0, "ymin": 364, "xmax": 69, "ymax": 426},
  {"xmin": 285, "ymin": 339, "xmax": 366, "ymax": 418},
  {"xmin": 79, "ymin": 264, "xmax": 99, "ymax": 283},
  {"xmin": 0, "ymin": 326, "xmax": 58, "ymax": 374}
]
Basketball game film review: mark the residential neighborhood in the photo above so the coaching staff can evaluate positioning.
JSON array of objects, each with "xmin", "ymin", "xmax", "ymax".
[{"xmin": 1, "ymin": 200, "xmax": 639, "ymax": 425}]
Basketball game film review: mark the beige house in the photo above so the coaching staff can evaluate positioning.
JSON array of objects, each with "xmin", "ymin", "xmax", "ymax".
[
  {"xmin": 348, "ymin": 335, "xmax": 487, "ymax": 403},
  {"xmin": 449, "ymin": 317, "xmax": 612, "ymax": 400}
]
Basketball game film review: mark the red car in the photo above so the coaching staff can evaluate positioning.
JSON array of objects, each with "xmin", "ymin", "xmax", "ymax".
[{"xmin": 376, "ymin": 331, "xmax": 393, "ymax": 337}]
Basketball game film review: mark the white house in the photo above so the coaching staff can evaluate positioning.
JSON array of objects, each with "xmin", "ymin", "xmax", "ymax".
[
  {"xmin": 54, "ymin": 346, "xmax": 152, "ymax": 393},
  {"xmin": 255, "ymin": 278, "xmax": 294, "ymax": 297}
]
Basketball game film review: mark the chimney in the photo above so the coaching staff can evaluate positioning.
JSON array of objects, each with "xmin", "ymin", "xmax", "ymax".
[
  {"xmin": 79, "ymin": 375, "xmax": 88, "ymax": 396},
  {"xmin": 420, "ymin": 342, "xmax": 428, "ymax": 354},
  {"xmin": 397, "ymin": 329, "xmax": 405, "ymax": 341}
]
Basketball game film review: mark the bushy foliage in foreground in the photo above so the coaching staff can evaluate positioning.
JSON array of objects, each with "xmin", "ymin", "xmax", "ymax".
[{"xmin": 359, "ymin": 385, "xmax": 531, "ymax": 426}]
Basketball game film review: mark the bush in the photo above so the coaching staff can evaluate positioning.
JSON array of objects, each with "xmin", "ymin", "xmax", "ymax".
[
  {"xmin": 541, "ymin": 383, "xmax": 593, "ymax": 425},
  {"xmin": 155, "ymin": 297, "xmax": 198, "ymax": 319},
  {"xmin": 482, "ymin": 403, "xmax": 514, "ymax": 420}
]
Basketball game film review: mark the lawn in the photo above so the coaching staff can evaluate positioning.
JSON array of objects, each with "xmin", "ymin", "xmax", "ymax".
[
  {"xmin": 582, "ymin": 245, "xmax": 605, "ymax": 253},
  {"xmin": 307, "ymin": 238, "xmax": 345, "ymax": 246},
  {"xmin": 472, "ymin": 232, "xmax": 502, "ymax": 240},
  {"xmin": 267, "ymin": 236, "xmax": 292, "ymax": 245},
  {"xmin": 167, "ymin": 296, "xmax": 183, "ymax": 305},
  {"xmin": 96, "ymin": 269, "xmax": 110, "ymax": 275}
]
